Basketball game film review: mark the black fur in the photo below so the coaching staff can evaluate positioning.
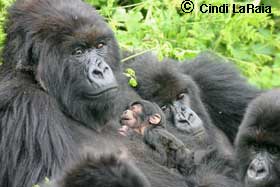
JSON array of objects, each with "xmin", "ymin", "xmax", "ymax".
[
  {"xmin": 184, "ymin": 158, "xmax": 240, "ymax": 187},
  {"xmin": 137, "ymin": 100, "xmax": 240, "ymax": 187},
  {"xmin": 123, "ymin": 51, "xmax": 260, "ymax": 142},
  {"xmin": 123, "ymin": 52, "xmax": 233, "ymax": 154},
  {"xmin": 0, "ymin": 0, "xmax": 120, "ymax": 185},
  {"xmin": 179, "ymin": 52, "xmax": 260, "ymax": 142},
  {"xmin": 235, "ymin": 89, "xmax": 280, "ymax": 187},
  {"xmin": 123, "ymin": 53, "xmax": 239, "ymax": 186},
  {"xmin": 0, "ymin": 1, "xmax": 190, "ymax": 187},
  {"xmin": 45, "ymin": 154, "xmax": 151, "ymax": 187}
]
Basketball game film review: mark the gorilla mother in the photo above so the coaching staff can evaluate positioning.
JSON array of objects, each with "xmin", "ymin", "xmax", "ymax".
[{"xmin": 0, "ymin": 0, "xmax": 187, "ymax": 186}]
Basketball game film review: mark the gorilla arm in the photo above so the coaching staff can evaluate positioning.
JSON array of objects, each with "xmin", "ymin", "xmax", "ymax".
[{"xmin": 143, "ymin": 126, "xmax": 192, "ymax": 170}]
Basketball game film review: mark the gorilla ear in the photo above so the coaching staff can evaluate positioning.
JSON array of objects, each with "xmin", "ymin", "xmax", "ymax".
[{"xmin": 148, "ymin": 114, "xmax": 161, "ymax": 125}]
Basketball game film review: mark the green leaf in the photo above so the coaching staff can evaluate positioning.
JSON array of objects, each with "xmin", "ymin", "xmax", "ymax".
[
  {"xmin": 44, "ymin": 177, "xmax": 50, "ymax": 183},
  {"xmin": 123, "ymin": 68, "xmax": 138, "ymax": 88},
  {"xmin": 129, "ymin": 78, "xmax": 138, "ymax": 87},
  {"xmin": 124, "ymin": 68, "xmax": 136, "ymax": 78}
]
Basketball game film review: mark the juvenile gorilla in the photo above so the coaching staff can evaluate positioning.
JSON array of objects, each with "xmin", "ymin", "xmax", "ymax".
[
  {"xmin": 235, "ymin": 89, "xmax": 280, "ymax": 187},
  {"xmin": 0, "ymin": 0, "xmax": 187, "ymax": 187}
]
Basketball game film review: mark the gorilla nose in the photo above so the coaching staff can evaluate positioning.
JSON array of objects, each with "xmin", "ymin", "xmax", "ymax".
[
  {"xmin": 87, "ymin": 60, "xmax": 115, "ymax": 84},
  {"xmin": 92, "ymin": 69, "xmax": 103, "ymax": 79},
  {"xmin": 247, "ymin": 159, "xmax": 269, "ymax": 181}
]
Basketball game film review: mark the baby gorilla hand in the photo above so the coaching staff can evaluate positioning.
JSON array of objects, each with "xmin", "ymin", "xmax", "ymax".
[{"xmin": 118, "ymin": 125, "xmax": 131, "ymax": 136}]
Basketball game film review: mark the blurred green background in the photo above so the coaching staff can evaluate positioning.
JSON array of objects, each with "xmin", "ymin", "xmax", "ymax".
[{"xmin": 0, "ymin": 0, "xmax": 279, "ymax": 88}]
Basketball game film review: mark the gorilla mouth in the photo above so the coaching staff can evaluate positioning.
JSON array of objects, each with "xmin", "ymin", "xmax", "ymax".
[
  {"xmin": 122, "ymin": 117, "xmax": 130, "ymax": 121},
  {"xmin": 178, "ymin": 119, "xmax": 190, "ymax": 124},
  {"xmin": 192, "ymin": 128, "xmax": 205, "ymax": 137},
  {"xmin": 85, "ymin": 85, "xmax": 119, "ymax": 98},
  {"xmin": 120, "ymin": 114, "xmax": 134, "ymax": 125},
  {"xmin": 120, "ymin": 117, "xmax": 133, "ymax": 123}
]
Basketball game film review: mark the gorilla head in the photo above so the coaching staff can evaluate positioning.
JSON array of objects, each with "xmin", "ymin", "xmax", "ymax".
[
  {"xmin": 235, "ymin": 89, "xmax": 280, "ymax": 187},
  {"xmin": 3, "ymin": 0, "xmax": 121, "ymax": 129},
  {"xmin": 126, "ymin": 55, "xmax": 217, "ymax": 146},
  {"xmin": 123, "ymin": 55, "xmax": 239, "ymax": 186},
  {"xmin": 123, "ymin": 52, "xmax": 236, "ymax": 157},
  {"xmin": 44, "ymin": 153, "xmax": 151, "ymax": 187}
]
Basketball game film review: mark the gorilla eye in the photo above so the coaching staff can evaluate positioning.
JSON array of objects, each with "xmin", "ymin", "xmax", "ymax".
[
  {"xmin": 161, "ymin": 105, "xmax": 167, "ymax": 111},
  {"xmin": 177, "ymin": 93, "xmax": 185, "ymax": 100},
  {"xmin": 252, "ymin": 143, "xmax": 260, "ymax": 150},
  {"xmin": 267, "ymin": 145, "xmax": 280, "ymax": 155},
  {"xmin": 96, "ymin": 42, "xmax": 105, "ymax": 49},
  {"xmin": 72, "ymin": 48, "xmax": 85, "ymax": 56}
]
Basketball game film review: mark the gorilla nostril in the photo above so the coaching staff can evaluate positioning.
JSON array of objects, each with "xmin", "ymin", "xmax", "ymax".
[
  {"xmin": 98, "ymin": 62, "xmax": 102, "ymax": 68},
  {"xmin": 92, "ymin": 69, "xmax": 103, "ymax": 79},
  {"xmin": 188, "ymin": 113, "xmax": 194, "ymax": 121},
  {"xmin": 103, "ymin": 67, "xmax": 109, "ymax": 73}
]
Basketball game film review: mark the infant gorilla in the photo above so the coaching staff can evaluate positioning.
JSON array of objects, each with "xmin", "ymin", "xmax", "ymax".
[
  {"xmin": 118, "ymin": 100, "xmax": 240, "ymax": 187},
  {"xmin": 119, "ymin": 100, "xmax": 191, "ymax": 169}
]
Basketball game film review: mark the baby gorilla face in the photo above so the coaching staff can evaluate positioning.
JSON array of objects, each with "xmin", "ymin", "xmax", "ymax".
[
  {"xmin": 120, "ymin": 104, "xmax": 143, "ymax": 129},
  {"xmin": 119, "ymin": 101, "xmax": 163, "ymax": 136},
  {"xmin": 119, "ymin": 103, "xmax": 144, "ymax": 137}
]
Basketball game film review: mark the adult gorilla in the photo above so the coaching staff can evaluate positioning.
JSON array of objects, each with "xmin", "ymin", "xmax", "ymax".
[
  {"xmin": 235, "ymin": 89, "xmax": 280, "ymax": 187},
  {"xmin": 123, "ymin": 52, "xmax": 260, "ymax": 142},
  {"xmin": 123, "ymin": 53, "xmax": 240, "ymax": 186},
  {"xmin": 179, "ymin": 53, "xmax": 260, "ymax": 142},
  {"xmin": 0, "ymin": 0, "xmax": 186, "ymax": 187},
  {"xmin": 122, "ymin": 52, "xmax": 234, "ymax": 152}
]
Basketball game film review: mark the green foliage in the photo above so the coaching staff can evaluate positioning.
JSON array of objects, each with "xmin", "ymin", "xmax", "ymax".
[
  {"xmin": 123, "ymin": 68, "xmax": 138, "ymax": 87},
  {"xmin": 0, "ymin": 0, "xmax": 279, "ymax": 88},
  {"xmin": 86, "ymin": 0, "xmax": 280, "ymax": 88},
  {"xmin": 0, "ymin": 0, "xmax": 13, "ymax": 50}
]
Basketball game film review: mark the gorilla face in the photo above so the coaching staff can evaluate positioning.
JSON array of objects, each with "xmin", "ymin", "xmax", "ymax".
[
  {"xmin": 235, "ymin": 90, "xmax": 280, "ymax": 187},
  {"xmin": 39, "ymin": 29, "xmax": 119, "ymax": 100},
  {"xmin": 6, "ymin": 0, "xmax": 121, "ymax": 129},
  {"xmin": 171, "ymin": 93, "xmax": 204, "ymax": 135},
  {"xmin": 159, "ymin": 74, "xmax": 213, "ymax": 144},
  {"xmin": 133, "ymin": 62, "xmax": 211, "ymax": 142}
]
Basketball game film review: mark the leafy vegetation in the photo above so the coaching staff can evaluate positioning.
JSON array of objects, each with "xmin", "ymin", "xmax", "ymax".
[{"xmin": 0, "ymin": 0, "xmax": 279, "ymax": 88}]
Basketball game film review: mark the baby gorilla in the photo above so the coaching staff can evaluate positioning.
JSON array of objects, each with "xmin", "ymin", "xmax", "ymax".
[
  {"xmin": 119, "ymin": 100, "xmax": 192, "ymax": 170},
  {"xmin": 119, "ymin": 100, "xmax": 240, "ymax": 187},
  {"xmin": 119, "ymin": 100, "xmax": 166, "ymax": 136}
]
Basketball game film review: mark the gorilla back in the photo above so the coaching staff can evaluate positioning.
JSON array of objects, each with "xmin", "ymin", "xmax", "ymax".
[{"xmin": 0, "ymin": 0, "xmax": 187, "ymax": 187}]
